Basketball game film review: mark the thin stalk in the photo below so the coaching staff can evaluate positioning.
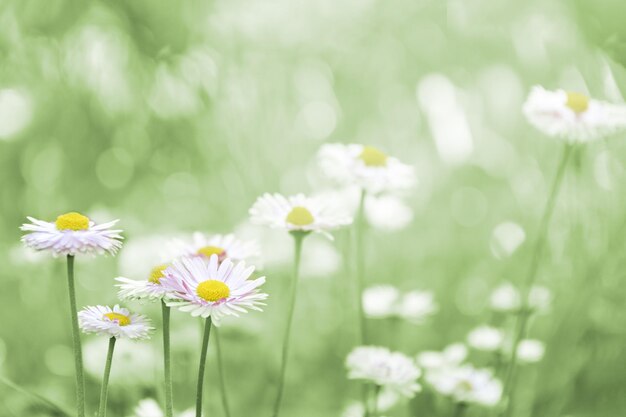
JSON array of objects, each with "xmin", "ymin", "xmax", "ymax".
[
  {"xmin": 66, "ymin": 255, "xmax": 85, "ymax": 417},
  {"xmin": 355, "ymin": 189, "xmax": 367, "ymax": 344},
  {"xmin": 196, "ymin": 317, "xmax": 213, "ymax": 417},
  {"xmin": 453, "ymin": 402, "xmax": 467, "ymax": 417},
  {"xmin": 271, "ymin": 231, "xmax": 306, "ymax": 417},
  {"xmin": 97, "ymin": 337, "xmax": 116, "ymax": 417},
  {"xmin": 215, "ymin": 329, "xmax": 232, "ymax": 417},
  {"xmin": 162, "ymin": 301, "xmax": 173, "ymax": 417},
  {"xmin": 369, "ymin": 385, "xmax": 381, "ymax": 417},
  {"xmin": 502, "ymin": 144, "xmax": 573, "ymax": 417}
]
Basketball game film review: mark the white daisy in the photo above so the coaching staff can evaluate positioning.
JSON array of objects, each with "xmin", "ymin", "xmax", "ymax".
[
  {"xmin": 397, "ymin": 290, "xmax": 438, "ymax": 324},
  {"xmin": 362, "ymin": 285, "xmax": 400, "ymax": 319},
  {"xmin": 318, "ymin": 143, "xmax": 416, "ymax": 193},
  {"xmin": 417, "ymin": 343, "xmax": 467, "ymax": 372},
  {"xmin": 466, "ymin": 326, "xmax": 505, "ymax": 352},
  {"xmin": 20, "ymin": 212, "xmax": 123, "ymax": 256},
  {"xmin": 248, "ymin": 193, "xmax": 352, "ymax": 238},
  {"xmin": 427, "ymin": 364, "xmax": 502, "ymax": 406},
  {"xmin": 116, "ymin": 264, "xmax": 172, "ymax": 301},
  {"xmin": 346, "ymin": 346, "xmax": 422, "ymax": 398},
  {"xmin": 516, "ymin": 339, "xmax": 545, "ymax": 364},
  {"xmin": 489, "ymin": 282, "xmax": 521, "ymax": 313},
  {"xmin": 172, "ymin": 232, "xmax": 261, "ymax": 265},
  {"xmin": 78, "ymin": 305, "xmax": 153, "ymax": 340},
  {"xmin": 160, "ymin": 254, "xmax": 267, "ymax": 326},
  {"xmin": 523, "ymin": 86, "xmax": 626, "ymax": 142}
]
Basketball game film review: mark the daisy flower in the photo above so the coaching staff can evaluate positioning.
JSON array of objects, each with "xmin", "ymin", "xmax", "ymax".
[
  {"xmin": 417, "ymin": 343, "xmax": 468, "ymax": 372},
  {"xmin": 172, "ymin": 232, "xmax": 260, "ymax": 264},
  {"xmin": 362, "ymin": 285, "xmax": 400, "ymax": 319},
  {"xmin": 362, "ymin": 286, "xmax": 437, "ymax": 324},
  {"xmin": 248, "ymin": 193, "xmax": 352, "ymax": 238},
  {"xmin": 466, "ymin": 326, "xmax": 505, "ymax": 352},
  {"xmin": 116, "ymin": 264, "xmax": 172, "ymax": 301},
  {"xmin": 318, "ymin": 143, "xmax": 416, "ymax": 193},
  {"xmin": 396, "ymin": 290, "xmax": 438, "ymax": 324},
  {"xmin": 523, "ymin": 86, "xmax": 626, "ymax": 142},
  {"xmin": 20, "ymin": 212, "xmax": 123, "ymax": 256},
  {"xmin": 346, "ymin": 346, "xmax": 422, "ymax": 398},
  {"xmin": 516, "ymin": 339, "xmax": 545, "ymax": 364},
  {"xmin": 78, "ymin": 305, "xmax": 153, "ymax": 340},
  {"xmin": 159, "ymin": 254, "xmax": 267, "ymax": 326},
  {"xmin": 427, "ymin": 365, "xmax": 502, "ymax": 406}
]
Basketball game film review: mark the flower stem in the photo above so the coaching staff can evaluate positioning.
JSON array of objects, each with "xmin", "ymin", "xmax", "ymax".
[
  {"xmin": 453, "ymin": 402, "xmax": 467, "ymax": 417},
  {"xmin": 196, "ymin": 317, "xmax": 213, "ymax": 417},
  {"xmin": 162, "ymin": 301, "xmax": 173, "ymax": 417},
  {"xmin": 369, "ymin": 385, "xmax": 381, "ymax": 417},
  {"xmin": 66, "ymin": 255, "xmax": 85, "ymax": 417},
  {"xmin": 501, "ymin": 144, "xmax": 573, "ymax": 417},
  {"xmin": 97, "ymin": 337, "xmax": 116, "ymax": 417},
  {"xmin": 271, "ymin": 231, "xmax": 306, "ymax": 417},
  {"xmin": 215, "ymin": 329, "xmax": 232, "ymax": 417},
  {"xmin": 355, "ymin": 189, "xmax": 367, "ymax": 344}
]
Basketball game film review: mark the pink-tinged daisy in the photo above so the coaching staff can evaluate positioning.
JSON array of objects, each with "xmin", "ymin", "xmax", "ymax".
[
  {"xmin": 20, "ymin": 212, "xmax": 123, "ymax": 256},
  {"xmin": 248, "ymin": 193, "xmax": 352, "ymax": 238},
  {"xmin": 160, "ymin": 255, "xmax": 267, "ymax": 326},
  {"xmin": 523, "ymin": 86, "xmax": 626, "ymax": 142},
  {"xmin": 78, "ymin": 305, "xmax": 153, "ymax": 340},
  {"xmin": 115, "ymin": 264, "xmax": 172, "ymax": 301},
  {"xmin": 318, "ymin": 143, "xmax": 416, "ymax": 193},
  {"xmin": 172, "ymin": 232, "xmax": 261, "ymax": 265}
]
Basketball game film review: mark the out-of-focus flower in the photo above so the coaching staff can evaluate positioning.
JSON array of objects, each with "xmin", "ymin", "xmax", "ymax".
[
  {"xmin": 517, "ymin": 339, "xmax": 545, "ymax": 363},
  {"xmin": 397, "ymin": 290, "xmax": 438, "ymax": 324},
  {"xmin": 363, "ymin": 286, "xmax": 437, "ymax": 323},
  {"xmin": 78, "ymin": 305, "xmax": 153, "ymax": 340},
  {"xmin": 467, "ymin": 326, "xmax": 505, "ymax": 352},
  {"xmin": 363, "ymin": 285, "xmax": 400, "ymax": 319},
  {"xmin": 117, "ymin": 234, "xmax": 177, "ymax": 279},
  {"xmin": 172, "ymin": 232, "xmax": 261, "ymax": 266},
  {"xmin": 0, "ymin": 88, "xmax": 33, "ymax": 139},
  {"xmin": 249, "ymin": 193, "xmax": 352, "ymax": 238},
  {"xmin": 523, "ymin": 86, "xmax": 626, "ymax": 142},
  {"xmin": 427, "ymin": 365, "xmax": 502, "ymax": 406},
  {"xmin": 417, "ymin": 343, "xmax": 467, "ymax": 372},
  {"xmin": 161, "ymin": 255, "xmax": 267, "ymax": 326},
  {"xmin": 20, "ymin": 212, "xmax": 123, "ymax": 256},
  {"xmin": 346, "ymin": 346, "xmax": 421, "ymax": 398},
  {"xmin": 489, "ymin": 282, "xmax": 521, "ymax": 312},
  {"xmin": 318, "ymin": 143, "xmax": 416, "ymax": 193},
  {"xmin": 299, "ymin": 236, "xmax": 342, "ymax": 278},
  {"xmin": 528, "ymin": 285, "xmax": 552, "ymax": 313},
  {"xmin": 116, "ymin": 264, "xmax": 172, "ymax": 301},
  {"xmin": 131, "ymin": 398, "xmax": 195, "ymax": 417},
  {"xmin": 490, "ymin": 222, "xmax": 526, "ymax": 259},
  {"xmin": 365, "ymin": 194, "xmax": 414, "ymax": 231},
  {"xmin": 84, "ymin": 339, "xmax": 157, "ymax": 385}
]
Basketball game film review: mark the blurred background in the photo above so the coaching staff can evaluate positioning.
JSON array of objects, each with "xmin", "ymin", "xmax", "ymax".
[{"xmin": 2, "ymin": 0, "xmax": 626, "ymax": 416}]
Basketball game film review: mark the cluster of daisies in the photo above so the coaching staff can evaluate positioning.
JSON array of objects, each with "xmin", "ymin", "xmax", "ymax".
[{"xmin": 17, "ymin": 86, "xmax": 626, "ymax": 417}]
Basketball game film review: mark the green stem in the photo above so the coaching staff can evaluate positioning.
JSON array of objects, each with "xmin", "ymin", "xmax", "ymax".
[
  {"xmin": 215, "ymin": 329, "xmax": 232, "ymax": 417},
  {"xmin": 355, "ymin": 189, "xmax": 367, "ymax": 344},
  {"xmin": 196, "ymin": 317, "xmax": 213, "ymax": 417},
  {"xmin": 271, "ymin": 231, "xmax": 306, "ymax": 417},
  {"xmin": 97, "ymin": 337, "xmax": 116, "ymax": 417},
  {"xmin": 162, "ymin": 301, "xmax": 173, "ymax": 417},
  {"xmin": 369, "ymin": 385, "xmax": 381, "ymax": 417},
  {"xmin": 66, "ymin": 255, "xmax": 85, "ymax": 417},
  {"xmin": 502, "ymin": 144, "xmax": 573, "ymax": 417},
  {"xmin": 453, "ymin": 402, "xmax": 467, "ymax": 417}
]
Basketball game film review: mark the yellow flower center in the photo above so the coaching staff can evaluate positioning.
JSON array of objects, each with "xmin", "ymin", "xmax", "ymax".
[
  {"xmin": 359, "ymin": 146, "xmax": 388, "ymax": 167},
  {"xmin": 457, "ymin": 379, "xmax": 474, "ymax": 392},
  {"xmin": 103, "ymin": 312, "xmax": 131, "ymax": 326},
  {"xmin": 196, "ymin": 280, "xmax": 230, "ymax": 302},
  {"xmin": 55, "ymin": 212, "xmax": 90, "ymax": 231},
  {"xmin": 286, "ymin": 206, "xmax": 314, "ymax": 226},
  {"xmin": 149, "ymin": 264, "xmax": 168, "ymax": 284},
  {"xmin": 197, "ymin": 246, "xmax": 226, "ymax": 259},
  {"xmin": 565, "ymin": 92, "xmax": 589, "ymax": 114}
]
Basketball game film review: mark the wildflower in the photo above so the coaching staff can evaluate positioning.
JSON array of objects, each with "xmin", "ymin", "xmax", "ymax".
[
  {"xmin": 427, "ymin": 365, "xmax": 502, "ymax": 406},
  {"xmin": 173, "ymin": 232, "xmax": 260, "ymax": 264},
  {"xmin": 318, "ymin": 143, "xmax": 416, "ymax": 193},
  {"xmin": 160, "ymin": 255, "xmax": 267, "ymax": 326},
  {"xmin": 516, "ymin": 339, "xmax": 545, "ymax": 363},
  {"xmin": 116, "ymin": 264, "xmax": 172, "ymax": 301},
  {"xmin": 523, "ymin": 86, "xmax": 626, "ymax": 142},
  {"xmin": 78, "ymin": 305, "xmax": 153, "ymax": 340},
  {"xmin": 21, "ymin": 212, "xmax": 123, "ymax": 256},
  {"xmin": 346, "ymin": 346, "xmax": 422, "ymax": 398},
  {"xmin": 467, "ymin": 326, "xmax": 505, "ymax": 352},
  {"xmin": 249, "ymin": 193, "xmax": 352, "ymax": 238}
]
